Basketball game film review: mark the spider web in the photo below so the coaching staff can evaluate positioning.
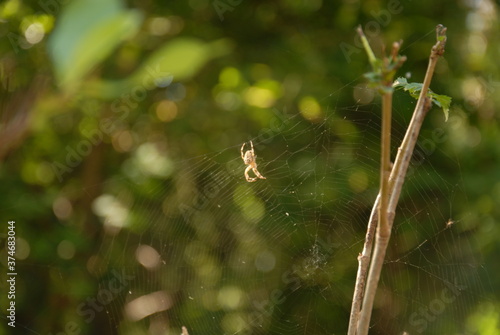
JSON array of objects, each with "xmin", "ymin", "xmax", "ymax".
[{"xmin": 91, "ymin": 84, "xmax": 487, "ymax": 335}]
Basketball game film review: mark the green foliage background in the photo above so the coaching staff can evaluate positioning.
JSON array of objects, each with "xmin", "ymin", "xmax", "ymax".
[{"xmin": 1, "ymin": 0, "xmax": 499, "ymax": 334}]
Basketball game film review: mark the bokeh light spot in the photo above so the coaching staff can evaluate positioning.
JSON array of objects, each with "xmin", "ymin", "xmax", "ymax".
[
  {"xmin": 57, "ymin": 240, "xmax": 76, "ymax": 260},
  {"xmin": 299, "ymin": 96, "xmax": 323, "ymax": 122}
]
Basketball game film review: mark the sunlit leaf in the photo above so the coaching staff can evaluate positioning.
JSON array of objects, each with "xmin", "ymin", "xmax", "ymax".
[
  {"xmin": 83, "ymin": 38, "xmax": 232, "ymax": 99},
  {"xmin": 48, "ymin": 0, "xmax": 143, "ymax": 90},
  {"xmin": 393, "ymin": 77, "xmax": 452, "ymax": 121},
  {"xmin": 131, "ymin": 38, "xmax": 232, "ymax": 85}
]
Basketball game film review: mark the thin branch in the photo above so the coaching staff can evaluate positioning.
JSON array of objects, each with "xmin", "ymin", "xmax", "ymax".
[
  {"xmin": 354, "ymin": 25, "xmax": 447, "ymax": 335},
  {"xmin": 0, "ymin": 76, "xmax": 47, "ymax": 162},
  {"xmin": 348, "ymin": 30, "xmax": 405, "ymax": 335},
  {"xmin": 356, "ymin": 26, "xmax": 377, "ymax": 67},
  {"xmin": 356, "ymin": 87, "xmax": 394, "ymax": 335},
  {"xmin": 379, "ymin": 91, "xmax": 392, "ymax": 236},
  {"xmin": 388, "ymin": 24, "xmax": 447, "ymax": 209},
  {"xmin": 348, "ymin": 94, "xmax": 428, "ymax": 335},
  {"xmin": 347, "ymin": 194, "xmax": 379, "ymax": 335}
]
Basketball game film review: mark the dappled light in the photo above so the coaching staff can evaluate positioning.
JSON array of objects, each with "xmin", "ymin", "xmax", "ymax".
[{"xmin": 1, "ymin": 0, "xmax": 499, "ymax": 335}]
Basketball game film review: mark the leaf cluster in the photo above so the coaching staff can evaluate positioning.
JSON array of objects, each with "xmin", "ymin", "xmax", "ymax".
[{"xmin": 393, "ymin": 77, "xmax": 452, "ymax": 121}]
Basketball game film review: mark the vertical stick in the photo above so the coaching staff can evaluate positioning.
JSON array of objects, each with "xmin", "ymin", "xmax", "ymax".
[
  {"xmin": 348, "ymin": 28, "xmax": 405, "ymax": 335},
  {"xmin": 356, "ymin": 90, "xmax": 393, "ymax": 335},
  {"xmin": 347, "ymin": 195, "xmax": 379, "ymax": 335},
  {"xmin": 353, "ymin": 25, "xmax": 447, "ymax": 335}
]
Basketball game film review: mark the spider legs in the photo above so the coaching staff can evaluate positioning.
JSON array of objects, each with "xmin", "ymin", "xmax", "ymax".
[
  {"xmin": 245, "ymin": 166, "xmax": 257, "ymax": 182},
  {"xmin": 252, "ymin": 167, "xmax": 266, "ymax": 180}
]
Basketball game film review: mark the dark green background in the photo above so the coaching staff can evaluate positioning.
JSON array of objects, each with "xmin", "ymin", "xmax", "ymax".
[{"xmin": 1, "ymin": 0, "xmax": 499, "ymax": 334}]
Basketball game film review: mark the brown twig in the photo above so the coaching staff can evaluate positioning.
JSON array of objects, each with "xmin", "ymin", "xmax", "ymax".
[
  {"xmin": 347, "ymin": 194, "xmax": 379, "ymax": 335},
  {"xmin": 0, "ymin": 75, "xmax": 47, "ymax": 162},
  {"xmin": 347, "ymin": 30, "xmax": 405, "ymax": 335},
  {"xmin": 354, "ymin": 24, "xmax": 447, "ymax": 335}
]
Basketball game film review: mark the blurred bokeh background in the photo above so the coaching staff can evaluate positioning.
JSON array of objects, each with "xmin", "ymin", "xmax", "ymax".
[{"xmin": 1, "ymin": 0, "xmax": 499, "ymax": 334}]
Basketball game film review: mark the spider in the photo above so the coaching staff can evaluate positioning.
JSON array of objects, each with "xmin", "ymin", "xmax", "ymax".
[{"xmin": 241, "ymin": 141, "xmax": 266, "ymax": 182}]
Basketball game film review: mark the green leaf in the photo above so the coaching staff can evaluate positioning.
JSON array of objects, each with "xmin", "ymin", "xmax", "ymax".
[
  {"xmin": 82, "ymin": 38, "xmax": 232, "ymax": 99},
  {"xmin": 431, "ymin": 94, "xmax": 452, "ymax": 121},
  {"xmin": 393, "ymin": 77, "xmax": 452, "ymax": 121},
  {"xmin": 48, "ymin": 0, "xmax": 143, "ymax": 90},
  {"xmin": 131, "ymin": 38, "xmax": 232, "ymax": 85}
]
